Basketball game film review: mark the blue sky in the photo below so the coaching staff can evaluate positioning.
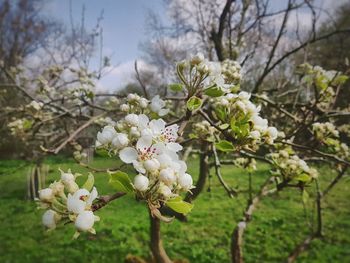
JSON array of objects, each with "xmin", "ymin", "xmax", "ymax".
[{"xmin": 44, "ymin": 0, "xmax": 166, "ymax": 64}]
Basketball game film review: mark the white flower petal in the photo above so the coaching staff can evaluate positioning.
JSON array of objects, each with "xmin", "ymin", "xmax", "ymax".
[
  {"xmin": 136, "ymin": 136, "xmax": 152, "ymax": 151},
  {"xmin": 119, "ymin": 147, "xmax": 138, "ymax": 164},
  {"xmin": 167, "ymin": 142, "xmax": 183, "ymax": 152}
]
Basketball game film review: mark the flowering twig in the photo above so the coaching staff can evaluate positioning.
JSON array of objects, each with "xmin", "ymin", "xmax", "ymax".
[
  {"xmin": 92, "ymin": 192, "xmax": 126, "ymax": 212},
  {"xmin": 212, "ymin": 144, "xmax": 238, "ymax": 198}
]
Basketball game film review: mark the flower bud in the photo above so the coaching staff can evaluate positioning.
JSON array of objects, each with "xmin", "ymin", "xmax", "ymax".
[
  {"xmin": 75, "ymin": 211, "xmax": 95, "ymax": 232},
  {"xmin": 39, "ymin": 188, "xmax": 54, "ymax": 202},
  {"xmin": 159, "ymin": 168, "xmax": 176, "ymax": 185},
  {"xmin": 267, "ymin": 127, "xmax": 278, "ymax": 140},
  {"xmin": 159, "ymin": 184, "xmax": 172, "ymax": 198},
  {"xmin": 60, "ymin": 171, "xmax": 75, "ymax": 184},
  {"xmin": 125, "ymin": 114, "xmax": 139, "ymax": 126},
  {"xmin": 111, "ymin": 133, "xmax": 129, "ymax": 149},
  {"xmin": 144, "ymin": 158, "xmax": 160, "ymax": 172},
  {"xmin": 42, "ymin": 209, "xmax": 60, "ymax": 229},
  {"xmin": 249, "ymin": 130, "xmax": 260, "ymax": 140},
  {"xmin": 127, "ymin": 94, "xmax": 136, "ymax": 102},
  {"xmin": 120, "ymin": 103, "xmax": 130, "ymax": 112},
  {"xmin": 130, "ymin": 127, "xmax": 141, "ymax": 137},
  {"xmin": 178, "ymin": 173, "xmax": 193, "ymax": 191},
  {"xmin": 97, "ymin": 126, "xmax": 117, "ymax": 145},
  {"xmin": 134, "ymin": 174, "xmax": 149, "ymax": 191},
  {"xmin": 65, "ymin": 180, "xmax": 79, "ymax": 194},
  {"xmin": 49, "ymin": 181, "xmax": 64, "ymax": 195},
  {"xmin": 139, "ymin": 98, "xmax": 149, "ymax": 108},
  {"xmin": 191, "ymin": 53, "xmax": 204, "ymax": 65}
]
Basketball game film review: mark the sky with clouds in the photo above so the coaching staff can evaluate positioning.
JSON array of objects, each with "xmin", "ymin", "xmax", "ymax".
[{"xmin": 41, "ymin": 0, "xmax": 346, "ymax": 92}]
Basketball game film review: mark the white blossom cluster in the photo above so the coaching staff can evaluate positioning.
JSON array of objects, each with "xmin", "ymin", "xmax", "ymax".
[
  {"xmin": 312, "ymin": 122, "xmax": 339, "ymax": 140},
  {"xmin": 191, "ymin": 120, "xmax": 216, "ymax": 140},
  {"xmin": 27, "ymin": 100, "xmax": 44, "ymax": 111},
  {"xmin": 119, "ymin": 93, "xmax": 169, "ymax": 117},
  {"xmin": 178, "ymin": 53, "xmax": 241, "ymax": 93},
  {"xmin": 312, "ymin": 122, "xmax": 350, "ymax": 160},
  {"xmin": 298, "ymin": 63, "xmax": 348, "ymax": 109},
  {"xmin": 96, "ymin": 114, "xmax": 194, "ymax": 203},
  {"xmin": 215, "ymin": 91, "xmax": 278, "ymax": 145},
  {"xmin": 37, "ymin": 169, "xmax": 100, "ymax": 237},
  {"xmin": 221, "ymin": 59, "xmax": 241, "ymax": 86},
  {"xmin": 269, "ymin": 150, "xmax": 318, "ymax": 182},
  {"xmin": 7, "ymin": 118, "xmax": 31, "ymax": 136}
]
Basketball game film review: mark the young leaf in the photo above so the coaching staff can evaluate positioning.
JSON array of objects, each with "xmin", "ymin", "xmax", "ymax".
[
  {"xmin": 204, "ymin": 86, "xmax": 224, "ymax": 97},
  {"xmin": 108, "ymin": 170, "xmax": 133, "ymax": 193},
  {"xmin": 187, "ymin": 96, "xmax": 202, "ymax": 111},
  {"xmin": 82, "ymin": 173, "xmax": 94, "ymax": 191},
  {"xmin": 95, "ymin": 148, "xmax": 110, "ymax": 157},
  {"xmin": 168, "ymin": 83, "xmax": 183, "ymax": 92},
  {"xmin": 294, "ymin": 173, "xmax": 311, "ymax": 183},
  {"xmin": 165, "ymin": 196, "xmax": 193, "ymax": 215},
  {"xmin": 215, "ymin": 140, "xmax": 234, "ymax": 152}
]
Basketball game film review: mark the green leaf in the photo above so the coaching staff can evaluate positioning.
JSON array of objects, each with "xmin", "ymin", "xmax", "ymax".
[
  {"xmin": 82, "ymin": 173, "xmax": 94, "ymax": 191},
  {"xmin": 165, "ymin": 196, "xmax": 193, "ymax": 215},
  {"xmin": 204, "ymin": 86, "xmax": 224, "ymax": 97},
  {"xmin": 168, "ymin": 83, "xmax": 183, "ymax": 92},
  {"xmin": 23, "ymin": 119, "xmax": 33, "ymax": 130},
  {"xmin": 187, "ymin": 96, "xmax": 202, "ymax": 111},
  {"xmin": 95, "ymin": 148, "xmax": 110, "ymax": 157},
  {"xmin": 108, "ymin": 171, "xmax": 133, "ymax": 193},
  {"xmin": 215, "ymin": 107, "xmax": 227, "ymax": 122},
  {"xmin": 294, "ymin": 173, "xmax": 311, "ymax": 183},
  {"xmin": 189, "ymin": 133, "xmax": 199, "ymax": 139},
  {"xmin": 215, "ymin": 140, "xmax": 234, "ymax": 152}
]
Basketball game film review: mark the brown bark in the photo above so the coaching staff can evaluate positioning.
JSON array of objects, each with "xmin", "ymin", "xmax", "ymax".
[
  {"xmin": 231, "ymin": 177, "xmax": 275, "ymax": 263},
  {"xmin": 149, "ymin": 212, "xmax": 172, "ymax": 263}
]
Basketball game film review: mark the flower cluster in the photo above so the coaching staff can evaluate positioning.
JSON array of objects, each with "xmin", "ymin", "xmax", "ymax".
[
  {"xmin": 177, "ymin": 53, "xmax": 241, "ymax": 93},
  {"xmin": 297, "ymin": 63, "xmax": 348, "ymax": 109},
  {"xmin": 312, "ymin": 122, "xmax": 349, "ymax": 160},
  {"xmin": 214, "ymin": 91, "xmax": 278, "ymax": 147},
  {"xmin": 96, "ymin": 114, "xmax": 194, "ymax": 206},
  {"xmin": 234, "ymin": 157, "xmax": 257, "ymax": 172},
  {"xmin": 119, "ymin": 93, "xmax": 169, "ymax": 117},
  {"xmin": 312, "ymin": 122, "xmax": 339, "ymax": 140},
  {"xmin": 37, "ymin": 169, "xmax": 100, "ymax": 237},
  {"xmin": 8, "ymin": 118, "xmax": 32, "ymax": 137},
  {"xmin": 269, "ymin": 150, "xmax": 318, "ymax": 184},
  {"xmin": 191, "ymin": 120, "xmax": 216, "ymax": 141}
]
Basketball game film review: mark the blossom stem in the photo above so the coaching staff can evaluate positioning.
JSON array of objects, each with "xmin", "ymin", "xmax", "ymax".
[{"xmin": 91, "ymin": 192, "xmax": 126, "ymax": 212}]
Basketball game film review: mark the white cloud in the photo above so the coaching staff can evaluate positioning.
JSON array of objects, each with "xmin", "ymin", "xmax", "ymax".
[{"xmin": 96, "ymin": 59, "xmax": 154, "ymax": 92}]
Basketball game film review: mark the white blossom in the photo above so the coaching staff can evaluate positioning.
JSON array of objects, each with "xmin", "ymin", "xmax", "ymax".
[
  {"xmin": 133, "ymin": 174, "xmax": 149, "ymax": 191},
  {"xmin": 42, "ymin": 209, "xmax": 60, "ymax": 229},
  {"xmin": 96, "ymin": 126, "xmax": 117, "ymax": 145},
  {"xmin": 75, "ymin": 211, "xmax": 97, "ymax": 232},
  {"xmin": 38, "ymin": 188, "xmax": 54, "ymax": 202},
  {"xmin": 178, "ymin": 173, "xmax": 193, "ymax": 191},
  {"xmin": 159, "ymin": 167, "xmax": 177, "ymax": 185},
  {"xmin": 150, "ymin": 95, "xmax": 169, "ymax": 116},
  {"xmin": 67, "ymin": 187, "xmax": 98, "ymax": 214},
  {"xmin": 111, "ymin": 133, "xmax": 129, "ymax": 149}
]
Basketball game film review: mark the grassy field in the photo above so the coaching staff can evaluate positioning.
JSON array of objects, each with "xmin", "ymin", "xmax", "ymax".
[{"xmin": 0, "ymin": 156, "xmax": 349, "ymax": 263}]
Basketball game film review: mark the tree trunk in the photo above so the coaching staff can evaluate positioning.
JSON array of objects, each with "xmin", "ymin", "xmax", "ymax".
[{"xmin": 149, "ymin": 212, "xmax": 172, "ymax": 263}]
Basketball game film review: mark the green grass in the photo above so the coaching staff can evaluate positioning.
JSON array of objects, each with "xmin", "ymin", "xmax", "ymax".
[{"xmin": 0, "ymin": 156, "xmax": 349, "ymax": 263}]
